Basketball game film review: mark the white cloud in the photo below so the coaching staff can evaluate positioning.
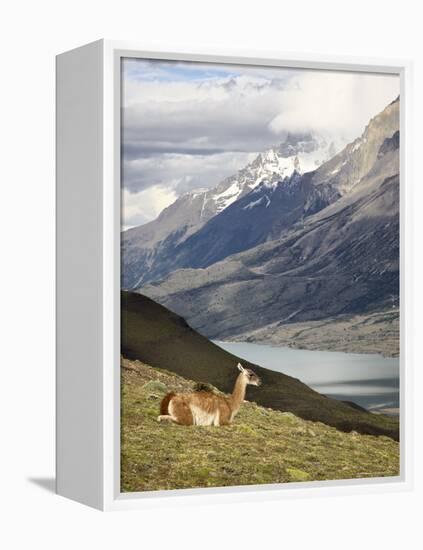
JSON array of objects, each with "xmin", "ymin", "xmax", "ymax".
[
  {"xmin": 122, "ymin": 186, "xmax": 177, "ymax": 229},
  {"xmin": 123, "ymin": 151, "xmax": 256, "ymax": 194},
  {"xmin": 122, "ymin": 74, "xmax": 286, "ymax": 162},
  {"xmin": 268, "ymin": 71, "xmax": 399, "ymax": 138}
]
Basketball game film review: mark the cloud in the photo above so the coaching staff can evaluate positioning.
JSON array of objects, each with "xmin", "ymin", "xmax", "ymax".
[
  {"xmin": 268, "ymin": 70, "xmax": 399, "ymax": 137},
  {"xmin": 121, "ymin": 74, "xmax": 288, "ymax": 165},
  {"xmin": 121, "ymin": 58, "xmax": 400, "ymax": 226},
  {"xmin": 122, "ymin": 186, "xmax": 178, "ymax": 229},
  {"xmin": 123, "ymin": 151, "xmax": 256, "ymax": 194}
]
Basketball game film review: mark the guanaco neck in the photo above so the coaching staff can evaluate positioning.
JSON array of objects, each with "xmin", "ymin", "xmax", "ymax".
[{"xmin": 229, "ymin": 373, "xmax": 248, "ymax": 414}]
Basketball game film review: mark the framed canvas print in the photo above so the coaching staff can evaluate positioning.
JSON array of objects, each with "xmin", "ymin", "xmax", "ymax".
[{"xmin": 56, "ymin": 40, "xmax": 413, "ymax": 510}]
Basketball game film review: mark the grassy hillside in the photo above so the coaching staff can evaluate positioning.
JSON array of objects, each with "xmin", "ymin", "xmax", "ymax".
[
  {"xmin": 121, "ymin": 357, "xmax": 399, "ymax": 493},
  {"xmin": 121, "ymin": 291, "xmax": 399, "ymax": 440}
]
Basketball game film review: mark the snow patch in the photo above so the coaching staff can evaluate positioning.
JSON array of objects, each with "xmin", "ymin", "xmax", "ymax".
[
  {"xmin": 243, "ymin": 195, "xmax": 271, "ymax": 210},
  {"xmin": 351, "ymin": 139, "xmax": 362, "ymax": 152},
  {"xmin": 213, "ymin": 182, "xmax": 243, "ymax": 212}
]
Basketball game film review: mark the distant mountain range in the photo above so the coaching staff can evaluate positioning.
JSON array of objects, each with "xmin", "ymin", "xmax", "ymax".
[
  {"xmin": 123, "ymin": 98, "xmax": 400, "ymax": 349},
  {"xmin": 122, "ymin": 132, "xmax": 342, "ymax": 288}
]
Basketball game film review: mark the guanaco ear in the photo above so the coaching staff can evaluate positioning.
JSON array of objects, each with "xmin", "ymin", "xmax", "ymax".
[{"xmin": 237, "ymin": 363, "xmax": 245, "ymax": 373}]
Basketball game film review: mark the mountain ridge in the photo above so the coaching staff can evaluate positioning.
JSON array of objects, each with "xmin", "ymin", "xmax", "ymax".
[
  {"xmin": 122, "ymin": 131, "xmax": 343, "ymax": 288},
  {"xmin": 139, "ymin": 99, "xmax": 399, "ymax": 345}
]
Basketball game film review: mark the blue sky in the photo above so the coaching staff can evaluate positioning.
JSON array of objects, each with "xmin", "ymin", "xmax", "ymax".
[
  {"xmin": 121, "ymin": 58, "xmax": 399, "ymax": 229},
  {"xmin": 123, "ymin": 58, "xmax": 241, "ymax": 83}
]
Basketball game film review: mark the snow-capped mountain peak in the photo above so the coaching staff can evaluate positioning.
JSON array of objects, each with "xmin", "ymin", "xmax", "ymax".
[{"xmin": 203, "ymin": 132, "xmax": 341, "ymax": 215}]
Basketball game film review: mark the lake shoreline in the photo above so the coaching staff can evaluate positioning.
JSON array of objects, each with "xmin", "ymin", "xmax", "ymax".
[
  {"xmin": 213, "ymin": 340, "xmax": 400, "ymax": 416},
  {"xmin": 222, "ymin": 310, "xmax": 399, "ymax": 359},
  {"xmin": 214, "ymin": 339, "xmax": 394, "ymax": 360}
]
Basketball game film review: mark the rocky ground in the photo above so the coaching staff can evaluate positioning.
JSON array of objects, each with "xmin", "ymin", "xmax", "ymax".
[{"xmin": 121, "ymin": 357, "xmax": 400, "ymax": 493}]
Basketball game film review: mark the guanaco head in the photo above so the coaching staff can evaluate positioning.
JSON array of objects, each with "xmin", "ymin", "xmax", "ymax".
[{"xmin": 237, "ymin": 363, "xmax": 262, "ymax": 386}]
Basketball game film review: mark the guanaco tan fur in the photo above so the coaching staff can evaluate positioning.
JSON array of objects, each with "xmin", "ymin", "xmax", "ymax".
[
  {"xmin": 160, "ymin": 392, "xmax": 176, "ymax": 416},
  {"xmin": 158, "ymin": 363, "xmax": 261, "ymax": 426}
]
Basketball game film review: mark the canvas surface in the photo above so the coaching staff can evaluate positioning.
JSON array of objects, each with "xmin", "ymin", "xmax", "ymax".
[{"xmin": 120, "ymin": 57, "xmax": 400, "ymax": 492}]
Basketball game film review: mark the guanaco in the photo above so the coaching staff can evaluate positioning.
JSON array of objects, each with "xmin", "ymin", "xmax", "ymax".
[{"xmin": 158, "ymin": 363, "xmax": 261, "ymax": 426}]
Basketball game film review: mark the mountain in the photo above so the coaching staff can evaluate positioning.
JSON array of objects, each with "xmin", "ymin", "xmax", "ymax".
[
  {"xmin": 126, "ymin": 100, "xmax": 398, "ymax": 288},
  {"xmin": 139, "ymin": 99, "xmax": 399, "ymax": 345},
  {"xmin": 121, "ymin": 291, "xmax": 399, "ymax": 440},
  {"xmin": 122, "ymin": 132, "xmax": 339, "ymax": 288},
  {"xmin": 310, "ymin": 97, "xmax": 400, "ymax": 196},
  {"xmin": 146, "ymin": 171, "xmax": 340, "ymax": 274}
]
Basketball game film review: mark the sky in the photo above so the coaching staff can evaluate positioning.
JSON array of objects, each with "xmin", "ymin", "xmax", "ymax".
[{"xmin": 121, "ymin": 58, "xmax": 399, "ymax": 229}]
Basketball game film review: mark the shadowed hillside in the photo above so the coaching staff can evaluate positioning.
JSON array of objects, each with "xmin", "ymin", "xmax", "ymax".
[{"xmin": 121, "ymin": 291, "xmax": 399, "ymax": 440}]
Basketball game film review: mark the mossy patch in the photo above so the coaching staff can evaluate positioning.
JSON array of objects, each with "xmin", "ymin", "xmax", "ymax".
[
  {"xmin": 142, "ymin": 380, "xmax": 168, "ymax": 396},
  {"xmin": 286, "ymin": 468, "xmax": 311, "ymax": 482}
]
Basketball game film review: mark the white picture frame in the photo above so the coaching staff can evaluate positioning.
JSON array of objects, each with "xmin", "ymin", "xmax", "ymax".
[{"xmin": 56, "ymin": 39, "xmax": 413, "ymax": 511}]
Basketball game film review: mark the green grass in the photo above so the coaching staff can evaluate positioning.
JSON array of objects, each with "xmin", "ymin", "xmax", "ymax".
[{"xmin": 121, "ymin": 357, "xmax": 399, "ymax": 493}]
